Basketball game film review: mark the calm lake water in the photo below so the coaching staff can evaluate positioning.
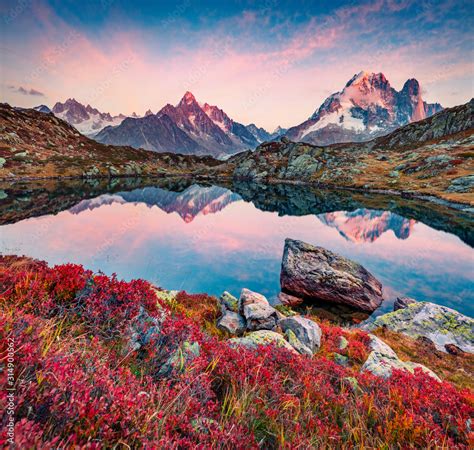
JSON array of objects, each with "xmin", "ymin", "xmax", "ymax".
[{"xmin": 1, "ymin": 178, "xmax": 473, "ymax": 318}]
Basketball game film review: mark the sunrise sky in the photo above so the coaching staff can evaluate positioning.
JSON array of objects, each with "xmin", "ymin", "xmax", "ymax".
[{"xmin": 1, "ymin": 0, "xmax": 473, "ymax": 129}]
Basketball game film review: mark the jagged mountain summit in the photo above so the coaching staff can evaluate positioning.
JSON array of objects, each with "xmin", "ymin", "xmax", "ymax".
[
  {"xmin": 95, "ymin": 92, "xmax": 264, "ymax": 157},
  {"xmin": 155, "ymin": 91, "xmax": 264, "ymax": 154},
  {"xmin": 285, "ymin": 71, "xmax": 443, "ymax": 145},
  {"xmin": 52, "ymin": 98, "xmax": 127, "ymax": 136}
]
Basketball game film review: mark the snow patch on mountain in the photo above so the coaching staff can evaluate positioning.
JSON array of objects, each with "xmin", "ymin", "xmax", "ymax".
[{"xmin": 52, "ymin": 98, "xmax": 127, "ymax": 136}]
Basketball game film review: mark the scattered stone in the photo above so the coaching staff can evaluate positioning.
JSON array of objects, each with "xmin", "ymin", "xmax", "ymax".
[
  {"xmin": 338, "ymin": 336, "xmax": 349, "ymax": 351},
  {"xmin": 389, "ymin": 170, "xmax": 399, "ymax": 178},
  {"xmin": 285, "ymin": 329, "xmax": 312, "ymax": 356},
  {"xmin": 220, "ymin": 291, "xmax": 239, "ymax": 312},
  {"xmin": 279, "ymin": 315, "xmax": 322, "ymax": 354},
  {"xmin": 343, "ymin": 376, "xmax": 362, "ymax": 393},
  {"xmin": 334, "ymin": 353, "xmax": 349, "ymax": 366},
  {"xmin": 416, "ymin": 336, "xmax": 438, "ymax": 352},
  {"xmin": 127, "ymin": 306, "xmax": 165, "ymax": 353},
  {"xmin": 368, "ymin": 302, "xmax": 474, "ymax": 353},
  {"xmin": 362, "ymin": 350, "xmax": 440, "ymax": 381},
  {"xmin": 280, "ymin": 239, "xmax": 383, "ymax": 312},
  {"xmin": 367, "ymin": 334, "xmax": 398, "ymax": 358},
  {"xmin": 229, "ymin": 330, "xmax": 298, "ymax": 354},
  {"xmin": 217, "ymin": 311, "xmax": 246, "ymax": 336},
  {"xmin": 157, "ymin": 341, "xmax": 200, "ymax": 377},
  {"xmin": 108, "ymin": 165, "xmax": 120, "ymax": 176},
  {"xmin": 394, "ymin": 296, "xmax": 417, "ymax": 311},
  {"xmin": 12, "ymin": 151, "xmax": 28, "ymax": 161},
  {"xmin": 239, "ymin": 288, "xmax": 279, "ymax": 331},
  {"xmin": 153, "ymin": 289, "xmax": 179, "ymax": 304}
]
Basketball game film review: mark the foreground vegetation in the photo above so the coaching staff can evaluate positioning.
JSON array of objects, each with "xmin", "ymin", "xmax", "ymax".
[{"xmin": 1, "ymin": 256, "xmax": 472, "ymax": 448}]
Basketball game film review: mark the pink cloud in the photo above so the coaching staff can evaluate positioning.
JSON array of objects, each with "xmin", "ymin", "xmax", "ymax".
[{"xmin": 2, "ymin": 0, "xmax": 472, "ymax": 129}]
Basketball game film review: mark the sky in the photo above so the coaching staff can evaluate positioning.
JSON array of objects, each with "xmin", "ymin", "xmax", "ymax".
[{"xmin": 1, "ymin": 0, "xmax": 473, "ymax": 130}]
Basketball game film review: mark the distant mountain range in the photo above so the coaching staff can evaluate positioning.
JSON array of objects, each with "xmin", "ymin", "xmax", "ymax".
[
  {"xmin": 32, "ymin": 71, "xmax": 442, "ymax": 156},
  {"xmin": 286, "ymin": 71, "xmax": 442, "ymax": 145},
  {"xmin": 94, "ymin": 92, "xmax": 284, "ymax": 157}
]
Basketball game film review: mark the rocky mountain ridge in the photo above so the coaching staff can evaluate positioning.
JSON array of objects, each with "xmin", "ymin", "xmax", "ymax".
[{"xmin": 95, "ymin": 92, "xmax": 263, "ymax": 157}]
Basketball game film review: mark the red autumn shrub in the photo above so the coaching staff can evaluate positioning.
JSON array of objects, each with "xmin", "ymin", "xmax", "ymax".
[{"xmin": 1, "ymin": 256, "xmax": 472, "ymax": 448}]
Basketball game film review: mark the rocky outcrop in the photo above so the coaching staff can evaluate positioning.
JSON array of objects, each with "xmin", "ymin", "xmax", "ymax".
[
  {"xmin": 239, "ymin": 288, "xmax": 280, "ymax": 331},
  {"xmin": 279, "ymin": 316, "xmax": 322, "ymax": 354},
  {"xmin": 361, "ymin": 335, "xmax": 440, "ymax": 381},
  {"xmin": 393, "ymin": 296, "xmax": 417, "ymax": 311},
  {"xmin": 284, "ymin": 329, "xmax": 313, "ymax": 356},
  {"xmin": 280, "ymin": 239, "xmax": 383, "ymax": 312},
  {"xmin": 218, "ymin": 289, "xmax": 323, "ymax": 356},
  {"xmin": 219, "ymin": 291, "xmax": 239, "ymax": 312},
  {"xmin": 368, "ymin": 302, "xmax": 474, "ymax": 353}
]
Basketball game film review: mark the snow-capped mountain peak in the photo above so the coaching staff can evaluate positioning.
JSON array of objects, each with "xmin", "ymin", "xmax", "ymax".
[
  {"xmin": 52, "ymin": 98, "xmax": 126, "ymax": 137},
  {"xmin": 286, "ymin": 71, "xmax": 443, "ymax": 145}
]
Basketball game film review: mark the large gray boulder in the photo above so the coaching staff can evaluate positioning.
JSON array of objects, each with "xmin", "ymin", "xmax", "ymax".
[
  {"xmin": 239, "ymin": 288, "xmax": 279, "ymax": 331},
  {"xmin": 361, "ymin": 334, "xmax": 440, "ymax": 381},
  {"xmin": 280, "ymin": 239, "xmax": 383, "ymax": 312},
  {"xmin": 368, "ymin": 302, "xmax": 474, "ymax": 353},
  {"xmin": 362, "ymin": 350, "xmax": 440, "ymax": 381},
  {"xmin": 279, "ymin": 316, "xmax": 322, "ymax": 354}
]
